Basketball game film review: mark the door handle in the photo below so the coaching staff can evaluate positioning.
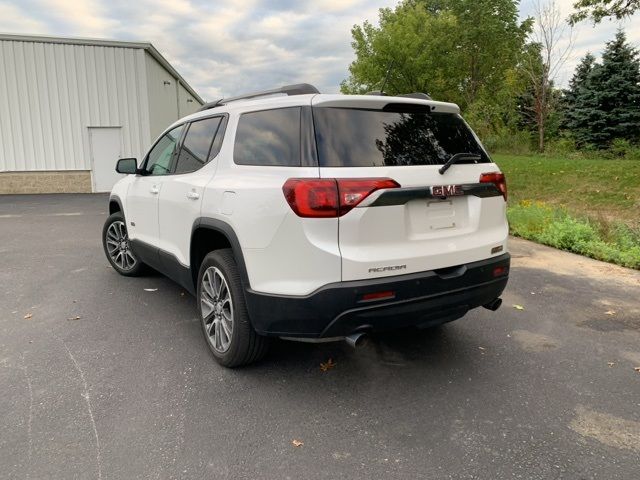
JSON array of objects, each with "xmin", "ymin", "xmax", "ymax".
[
  {"xmin": 150, "ymin": 186, "xmax": 159, "ymax": 194},
  {"xmin": 187, "ymin": 191, "xmax": 200, "ymax": 200}
]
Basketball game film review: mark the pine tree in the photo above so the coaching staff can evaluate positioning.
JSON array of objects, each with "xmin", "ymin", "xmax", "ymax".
[
  {"xmin": 565, "ymin": 52, "xmax": 596, "ymax": 108},
  {"xmin": 564, "ymin": 53, "xmax": 598, "ymax": 147},
  {"xmin": 593, "ymin": 30, "xmax": 640, "ymax": 145},
  {"xmin": 565, "ymin": 30, "xmax": 640, "ymax": 148}
]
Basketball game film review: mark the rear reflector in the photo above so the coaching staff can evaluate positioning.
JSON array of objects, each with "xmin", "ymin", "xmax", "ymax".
[
  {"xmin": 492, "ymin": 266, "xmax": 508, "ymax": 277},
  {"xmin": 480, "ymin": 172, "xmax": 507, "ymax": 201},
  {"xmin": 360, "ymin": 290, "xmax": 395, "ymax": 302},
  {"xmin": 283, "ymin": 178, "xmax": 400, "ymax": 218}
]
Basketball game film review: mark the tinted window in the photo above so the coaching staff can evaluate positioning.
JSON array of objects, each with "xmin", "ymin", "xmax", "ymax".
[
  {"xmin": 145, "ymin": 124, "xmax": 184, "ymax": 175},
  {"xmin": 313, "ymin": 107, "xmax": 490, "ymax": 167},
  {"xmin": 175, "ymin": 116, "xmax": 222, "ymax": 174},
  {"xmin": 234, "ymin": 107, "xmax": 301, "ymax": 166}
]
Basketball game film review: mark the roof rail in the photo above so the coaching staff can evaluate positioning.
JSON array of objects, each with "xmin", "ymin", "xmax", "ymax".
[
  {"xmin": 199, "ymin": 83, "xmax": 320, "ymax": 111},
  {"xmin": 398, "ymin": 92, "xmax": 432, "ymax": 100}
]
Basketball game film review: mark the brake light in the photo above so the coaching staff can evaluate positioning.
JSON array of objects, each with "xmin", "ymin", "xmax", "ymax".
[
  {"xmin": 282, "ymin": 178, "xmax": 400, "ymax": 218},
  {"xmin": 480, "ymin": 172, "xmax": 507, "ymax": 201},
  {"xmin": 337, "ymin": 178, "xmax": 400, "ymax": 215}
]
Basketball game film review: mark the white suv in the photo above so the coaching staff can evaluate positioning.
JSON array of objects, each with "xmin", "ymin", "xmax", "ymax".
[{"xmin": 103, "ymin": 84, "xmax": 510, "ymax": 367}]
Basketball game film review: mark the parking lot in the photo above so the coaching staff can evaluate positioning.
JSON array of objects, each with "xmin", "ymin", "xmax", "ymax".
[{"xmin": 1, "ymin": 194, "xmax": 639, "ymax": 479}]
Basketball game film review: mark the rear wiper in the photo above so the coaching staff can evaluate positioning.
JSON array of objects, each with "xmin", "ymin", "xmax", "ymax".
[{"xmin": 438, "ymin": 153, "xmax": 481, "ymax": 175}]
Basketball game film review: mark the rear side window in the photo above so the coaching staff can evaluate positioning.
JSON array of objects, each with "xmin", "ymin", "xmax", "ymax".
[
  {"xmin": 174, "ymin": 116, "xmax": 223, "ymax": 174},
  {"xmin": 313, "ymin": 107, "xmax": 491, "ymax": 167},
  {"xmin": 234, "ymin": 107, "xmax": 301, "ymax": 166}
]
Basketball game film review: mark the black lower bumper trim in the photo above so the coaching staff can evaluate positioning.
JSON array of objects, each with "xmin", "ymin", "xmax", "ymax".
[{"xmin": 245, "ymin": 253, "xmax": 510, "ymax": 338}]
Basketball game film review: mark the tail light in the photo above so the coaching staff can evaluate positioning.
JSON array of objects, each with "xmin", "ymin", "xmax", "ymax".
[
  {"xmin": 480, "ymin": 172, "xmax": 507, "ymax": 201},
  {"xmin": 283, "ymin": 178, "xmax": 400, "ymax": 218}
]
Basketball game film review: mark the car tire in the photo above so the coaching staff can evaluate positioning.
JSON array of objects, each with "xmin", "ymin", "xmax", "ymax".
[
  {"xmin": 197, "ymin": 249, "xmax": 269, "ymax": 367},
  {"xmin": 102, "ymin": 212, "xmax": 146, "ymax": 277}
]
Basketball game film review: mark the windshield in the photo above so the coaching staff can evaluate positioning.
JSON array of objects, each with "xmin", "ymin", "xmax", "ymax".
[{"xmin": 312, "ymin": 106, "xmax": 491, "ymax": 167}]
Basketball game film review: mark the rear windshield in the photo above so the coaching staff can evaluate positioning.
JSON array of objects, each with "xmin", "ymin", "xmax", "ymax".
[{"xmin": 312, "ymin": 106, "xmax": 490, "ymax": 167}]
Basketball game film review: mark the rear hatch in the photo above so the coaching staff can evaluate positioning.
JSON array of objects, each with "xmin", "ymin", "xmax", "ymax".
[{"xmin": 311, "ymin": 95, "xmax": 508, "ymax": 281}]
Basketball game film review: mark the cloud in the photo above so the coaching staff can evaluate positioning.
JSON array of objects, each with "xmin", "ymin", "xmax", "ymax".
[
  {"xmin": 0, "ymin": 0, "xmax": 638, "ymax": 102},
  {"xmin": 0, "ymin": 0, "xmax": 393, "ymax": 101},
  {"xmin": 0, "ymin": 3, "xmax": 48, "ymax": 33}
]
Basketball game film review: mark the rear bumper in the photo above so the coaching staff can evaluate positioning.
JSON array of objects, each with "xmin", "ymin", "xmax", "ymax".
[{"xmin": 245, "ymin": 253, "xmax": 510, "ymax": 338}]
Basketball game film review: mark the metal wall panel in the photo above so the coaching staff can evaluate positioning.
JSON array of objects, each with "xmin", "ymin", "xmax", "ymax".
[
  {"xmin": 145, "ymin": 52, "xmax": 204, "ymax": 142},
  {"xmin": 0, "ymin": 40, "xmax": 152, "ymax": 172},
  {"xmin": 145, "ymin": 52, "xmax": 179, "ymax": 142},
  {"xmin": 177, "ymin": 81, "xmax": 201, "ymax": 118}
]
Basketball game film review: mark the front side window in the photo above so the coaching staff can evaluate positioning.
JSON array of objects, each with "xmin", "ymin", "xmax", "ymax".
[
  {"xmin": 233, "ymin": 107, "xmax": 301, "ymax": 166},
  {"xmin": 145, "ymin": 124, "xmax": 184, "ymax": 175},
  {"xmin": 174, "ymin": 116, "xmax": 223, "ymax": 174}
]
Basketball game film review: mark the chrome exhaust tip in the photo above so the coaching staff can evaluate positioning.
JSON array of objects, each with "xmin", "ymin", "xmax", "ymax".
[
  {"xmin": 345, "ymin": 332, "xmax": 367, "ymax": 348},
  {"xmin": 483, "ymin": 297, "xmax": 503, "ymax": 311}
]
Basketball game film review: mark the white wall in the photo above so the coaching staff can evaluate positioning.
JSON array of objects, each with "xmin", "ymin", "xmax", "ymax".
[
  {"xmin": 0, "ymin": 39, "xmax": 151, "ymax": 172},
  {"xmin": 145, "ymin": 51, "xmax": 178, "ymax": 142},
  {"xmin": 178, "ymin": 81, "xmax": 201, "ymax": 118},
  {"xmin": 145, "ymin": 52, "xmax": 203, "ymax": 142}
]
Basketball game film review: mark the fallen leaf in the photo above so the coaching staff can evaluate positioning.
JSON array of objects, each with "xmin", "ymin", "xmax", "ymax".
[
  {"xmin": 320, "ymin": 358, "xmax": 336, "ymax": 372},
  {"xmin": 604, "ymin": 310, "xmax": 616, "ymax": 316},
  {"xmin": 23, "ymin": 313, "xmax": 32, "ymax": 319},
  {"xmin": 530, "ymin": 292, "xmax": 536, "ymax": 295},
  {"xmin": 513, "ymin": 304, "xmax": 524, "ymax": 310},
  {"xmin": 607, "ymin": 362, "xmax": 615, "ymax": 367},
  {"xmin": 292, "ymin": 439, "xmax": 304, "ymax": 447},
  {"xmin": 478, "ymin": 346, "xmax": 485, "ymax": 351},
  {"xmin": 67, "ymin": 316, "xmax": 81, "ymax": 321},
  {"xmin": 144, "ymin": 288, "xmax": 158, "ymax": 292}
]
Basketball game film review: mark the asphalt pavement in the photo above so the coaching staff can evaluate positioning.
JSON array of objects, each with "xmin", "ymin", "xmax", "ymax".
[{"xmin": 1, "ymin": 194, "xmax": 639, "ymax": 479}]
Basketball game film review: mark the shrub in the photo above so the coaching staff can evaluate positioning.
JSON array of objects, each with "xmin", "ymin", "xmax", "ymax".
[
  {"xmin": 608, "ymin": 138, "xmax": 640, "ymax": 160},
  {"xmin": 507, "ymin": 202, "xmax": 640, "ymax": 269},
  {"xmin": 483, "ymin": 130, "xmax": 533, "ymax": 155}
]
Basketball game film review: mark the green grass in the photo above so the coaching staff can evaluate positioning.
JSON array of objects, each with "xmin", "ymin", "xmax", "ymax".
[
  {"xmin": 494, "ymin": 154, "xmax": 640, "ymax": 228},
  {"xmin": 492, "ymin": 154, "xmax": 640, "ymax": 269}
]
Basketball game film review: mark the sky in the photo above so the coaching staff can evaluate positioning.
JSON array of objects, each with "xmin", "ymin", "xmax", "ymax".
[{"xmin": 0, "ymin": 0, "xmax": 638, "ymax": 102}]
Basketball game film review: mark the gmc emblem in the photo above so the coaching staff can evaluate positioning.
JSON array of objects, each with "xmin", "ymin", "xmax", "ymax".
[{"xmin": 431, "ymin": 185, "xmax": 464, "ymax": 197}]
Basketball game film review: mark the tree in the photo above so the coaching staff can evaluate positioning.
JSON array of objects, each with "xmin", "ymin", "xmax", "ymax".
[
  {"xmin": 564, "ymin": 31, "xmax": 640, "ymax": 148},
  {"xmin": 563, "ymin": 52, "xmax": 598, "ymax": 145},
  {"xmin": 568, "ymin": 0, "xmax": 640, "ymax": 25},
  {"xmin": 591, "ymin": 30, "xmax": 640, "ymax": 144},
  {"xmin": 437, "ymin": 0, "xmax": 533, "ymax": 106},
  {"xmin": 565, "ymin": 52, "xmax": 597, "ymax": 107},
  {"xmin": 341, "ymin": 0, "xmax": 532, "ymax": 111},
  {"xmin": 520, "ymin": 0, "xmax": 573, "ymax": 152},
  {"xmin": 340, "ymin": 3, "xmax": 463, "ymax": 104}
]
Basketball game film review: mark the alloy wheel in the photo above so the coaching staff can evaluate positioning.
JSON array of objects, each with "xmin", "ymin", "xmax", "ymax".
[
  {"xmin": 105, "ymin": 220, "xmax": 137, "ymax": 271},
  {"xmin": 201, "ymin": 266, "xmax": 234, "ymax": 353}
]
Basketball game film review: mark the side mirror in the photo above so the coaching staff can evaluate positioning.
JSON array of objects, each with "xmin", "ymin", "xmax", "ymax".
[{"xmin": 116, "ymin": 158, "xmax": 138, "ymax": 174}]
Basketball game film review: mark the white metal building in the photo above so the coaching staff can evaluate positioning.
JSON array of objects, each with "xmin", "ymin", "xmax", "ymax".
[{"xmin": 0, "ymin": 34, "xmax": 204, "ymax": 193}]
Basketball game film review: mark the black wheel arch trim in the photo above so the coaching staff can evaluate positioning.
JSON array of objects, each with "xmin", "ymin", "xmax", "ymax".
[
  {"xmin": 191, "ymin": 217, "xmax": 251, "ymax": 290},
  {"xmin": 109, "ymin": 194, "xmax": 124, "ymax": 215}
]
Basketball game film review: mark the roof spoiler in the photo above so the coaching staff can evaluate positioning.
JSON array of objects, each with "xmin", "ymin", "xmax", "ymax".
[
  {"xmin": 364, "ymin": 91, "xmax": 433, "ymax": 100},
  {"xmin": 199, "ymin": 83, "xmax": 320, "ymax": 111}
]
